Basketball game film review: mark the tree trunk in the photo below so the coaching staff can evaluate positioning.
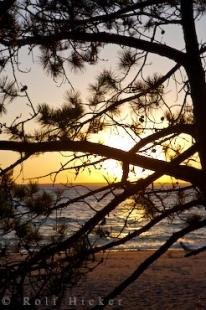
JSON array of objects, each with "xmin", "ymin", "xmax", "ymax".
[{"xmin": 181, "ymin": 0, "xmax": 206, "ymax": 173}]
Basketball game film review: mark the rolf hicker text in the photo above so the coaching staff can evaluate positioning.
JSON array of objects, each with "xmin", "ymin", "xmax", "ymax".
[{"xmin": 0, "ymin": 296, "xmax": 123, "ymax": 307}]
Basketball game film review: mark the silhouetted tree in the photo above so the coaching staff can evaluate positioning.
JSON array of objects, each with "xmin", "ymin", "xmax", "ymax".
[{"xmin": 1, "ymin": 0, "xmax": 206, "ymax": 308}]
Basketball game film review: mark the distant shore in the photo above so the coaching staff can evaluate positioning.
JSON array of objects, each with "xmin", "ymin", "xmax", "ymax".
[
  {"xmin": 18, "ymin": 182, "xmax": 190, "ymax": 187},
  {"xmin": 65, "ymin": 250, "xmax": 206, "ymax": 309}
]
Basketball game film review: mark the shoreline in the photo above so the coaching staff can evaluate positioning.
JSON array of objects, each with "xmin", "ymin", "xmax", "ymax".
[{"xmin": 64, "ymin": 249, "xmax": 206, "ymax": 309}]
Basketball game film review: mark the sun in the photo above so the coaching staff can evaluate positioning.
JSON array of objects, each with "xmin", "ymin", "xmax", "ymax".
[
  {"xmin": 101, "ymin": 159, "xmax": 123, "ymax": 180},
  {"xmin": 104, "ymin": 131, "xmax": 134, "ymax": 151},
  {"xmin": 100, "ymin": 131, "xmax": 135, "ymax": 180},
  {"xmin": 88, "ymin": 129, "xmax": 145, "ymax": 182}
]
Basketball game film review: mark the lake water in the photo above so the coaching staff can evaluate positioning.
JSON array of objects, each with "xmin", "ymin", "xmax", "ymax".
[
  {"xmin": 32, "ymin": 184, "xmax": 206, "ymax": 251},
  {"xmin": 2, "ymin": 184, "xmax": 206, "ymax": 251}
]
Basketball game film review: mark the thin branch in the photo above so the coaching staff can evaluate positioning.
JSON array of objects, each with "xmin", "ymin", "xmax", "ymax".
[
  {"xmin": 93, "ymin": 199, "xmax": 204, "ymax": 252},
  {"xmin": 122, "ymin": 123, "xmax": 193, "ymax": 181},
  {"xmin": 80, "ymin": 63, "xmax": 181, "ymax": 127},
  {"xmin": 185, "ymin": 245, "xmax": 206, "ymax": 257},
  {"xmin": 92, "ymin": 219, "xmax": 206, "ymax": 309},
  {"xmin": 0, "ymin": 152, "xmax": 32, "ymax": 176},
  {"xmin": 131, "ymin": 124, "xmax": 193, "ymax": 153}
]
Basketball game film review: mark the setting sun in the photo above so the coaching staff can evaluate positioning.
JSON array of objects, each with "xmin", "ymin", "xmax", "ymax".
[
  {"xmin": 105, "ymin": 132, "xmax": 134, "ymax": 151},
  {"xmin": 98, "ymin": 130, "xmax": 135, "ymax": 181}
]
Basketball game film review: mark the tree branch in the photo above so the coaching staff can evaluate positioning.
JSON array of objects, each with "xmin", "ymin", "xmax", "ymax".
[
  {"xmin": 130, "ymin": 124, "xmax": 193, "ymax": 153},
  {"xmin": 92, "ymin": 219, "xmax": 206, "ymax": 309},
  {"xmin": 121, "ymin": 123, "xmax": 193, "ymax": 181},
  {"xmin": 184, "ymin": 245, "xmax": 206, "ymax": 257},
  {"xmin": 0, "ymin": 140, "xmax": 201, "ymax": 184},
  {"xmin": 55, "ymin": 0, "xmax": 179, "ymax": 27},
  {"xmin": 15, "ymin": 144, "xmax": 198, "ymax": 273},
  {"xmin": 81, "ymin": 63, "xmax": 181, "ymax": 126},
  {"xmin": 93, "ymin": 199, "xmax": 204, "ymax": 253},
  {"xmin": 6, "ymin": 31, "xmax": 186, "ymax": 65},
  {"xmin": 0, "ymin": 153, "xmax": 32, "ymax": 177}
]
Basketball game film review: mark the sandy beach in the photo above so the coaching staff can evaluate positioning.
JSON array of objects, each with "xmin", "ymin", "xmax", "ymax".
[{"xmin": 63, "ymin": 250, "xmax": 206, "ymax": 310}]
